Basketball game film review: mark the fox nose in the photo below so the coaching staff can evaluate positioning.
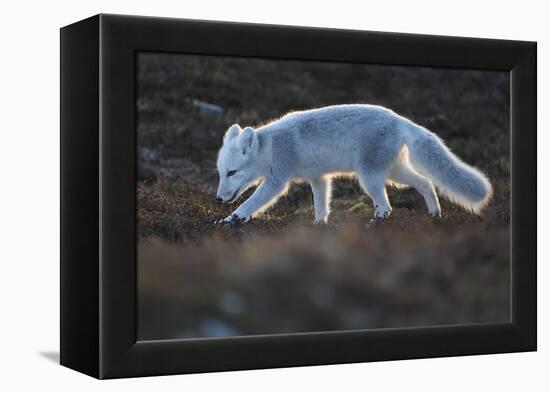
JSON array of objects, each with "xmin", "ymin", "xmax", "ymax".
[{"xmin": 216, "ymin": 197, "xmax": 223, "ymax": 203}]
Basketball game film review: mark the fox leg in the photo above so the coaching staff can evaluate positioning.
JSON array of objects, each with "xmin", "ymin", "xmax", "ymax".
[
  {"xmin": 389, "ymin": 161, "xmax": 441, "ymax": 217},
  {"xmin": 357, "ymin": 171, "xmax": 392, "ymax": 219},
  {"xmin": 231, "ymin": 177, "xmax": 288, "ymax": 221},
  {"xmin": 309, "ymin": 177, "xmax": 331, "ymax": 224}
]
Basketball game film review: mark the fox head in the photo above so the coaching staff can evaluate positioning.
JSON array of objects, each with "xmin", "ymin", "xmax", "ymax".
[{"xmin": 216, "ymin": 124, "xmax": 264, "ymax": 203}]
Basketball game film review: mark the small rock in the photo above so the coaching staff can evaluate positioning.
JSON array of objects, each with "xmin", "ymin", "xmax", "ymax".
[
  {"xmin": 192, "ymin": 99, "xmax": 224, "ymax": 114},
  {"xmin": 138, "ymin": 147, "xmax": 160, "ymax": 163},
  {"xmin": 219, "ymin": 291, "xmax": 247, "ymax": 316},
  {"xmin": 199, "ymin": 318, "xmax": 239, "ymax": 337}
]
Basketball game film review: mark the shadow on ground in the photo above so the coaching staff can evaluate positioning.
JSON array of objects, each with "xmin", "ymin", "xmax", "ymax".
[{"xmin": 38, "ymin": 351, "xmax": 59, "ymax": 364}]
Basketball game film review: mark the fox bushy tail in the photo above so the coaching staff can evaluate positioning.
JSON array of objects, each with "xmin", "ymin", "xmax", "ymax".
[{"xmin": 403, "ymin": 124, "xmax": 493, "ymax": 214}]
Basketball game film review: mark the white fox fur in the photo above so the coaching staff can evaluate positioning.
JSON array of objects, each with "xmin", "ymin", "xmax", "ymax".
[{"xmin": 215, "ymin": 104, "xmax": 492, "ymax": 224}]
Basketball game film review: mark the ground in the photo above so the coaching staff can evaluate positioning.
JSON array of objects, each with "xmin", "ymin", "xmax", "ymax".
[{"xmin": 136, "ymin": 52, "xmax": 510, "ymax": 340}]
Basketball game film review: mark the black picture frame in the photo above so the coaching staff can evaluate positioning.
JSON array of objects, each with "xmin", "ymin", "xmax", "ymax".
[{"xmin": 60, "ymin": 14, "xmax": 536, "ymax": 379}]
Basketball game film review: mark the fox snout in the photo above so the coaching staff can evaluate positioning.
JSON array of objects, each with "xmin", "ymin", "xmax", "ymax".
[
  {"xmin": 216, "ymin": 188, "xmax": 238, "ymax": 203},
  {"xmin": 215, "ymin": 192, "xmax": 226, "ymax": 203},
  {"xmin": 215, "ymin": 195, "xmax": 233, "ymax": 203}
]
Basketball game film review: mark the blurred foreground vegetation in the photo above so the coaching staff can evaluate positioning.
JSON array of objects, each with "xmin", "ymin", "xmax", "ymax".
[{"xmin": 137, "ymin": 53, "xmax": 510, "ymax": 340}]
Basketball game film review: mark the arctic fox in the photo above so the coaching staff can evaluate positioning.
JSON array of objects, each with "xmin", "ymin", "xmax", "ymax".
[{"xmin": 215, "ymin": 104, "xmax": 492, "ymax": 225}]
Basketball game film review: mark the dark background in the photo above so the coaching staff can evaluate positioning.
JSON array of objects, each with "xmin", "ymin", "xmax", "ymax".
[{"xmin": 137, "ymin": 52, "xmax": 510, "ymax": 340}]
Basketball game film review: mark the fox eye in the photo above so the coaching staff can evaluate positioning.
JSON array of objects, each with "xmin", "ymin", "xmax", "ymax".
[{"xmin": 227, "ymin": 170, "xmax": 237, "ymax": 177}]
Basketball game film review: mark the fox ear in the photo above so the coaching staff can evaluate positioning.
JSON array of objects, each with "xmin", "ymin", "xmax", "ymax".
[
  {"xmin": 239, "ymin": 127, "xmax": 258, "ymax": 155},
  {"xmin": 224, "ymin": 124, "xmax": 241, "ymax": 142}
]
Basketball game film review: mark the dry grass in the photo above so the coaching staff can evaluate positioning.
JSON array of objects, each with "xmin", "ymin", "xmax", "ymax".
[{"xmin": 138, "ymin": 224, "xmax": 509, "ymax": 339}]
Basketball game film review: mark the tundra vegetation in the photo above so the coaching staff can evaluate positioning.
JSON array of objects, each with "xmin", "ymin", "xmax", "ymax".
[{"xmin": 137, "ymin": 53, "xmax": 510, "ymax": 340}]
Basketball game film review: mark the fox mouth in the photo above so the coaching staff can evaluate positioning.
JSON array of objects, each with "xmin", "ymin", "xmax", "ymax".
[{"xmin": 226, "ymin": 188, "xmax": 240, "ymax": 203}]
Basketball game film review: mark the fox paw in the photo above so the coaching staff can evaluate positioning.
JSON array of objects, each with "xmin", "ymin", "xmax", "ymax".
[
  {"xmin": 367, "ymin": 215, "xmax": 387, "ymax": 227},
  {"xmin": 312, "ymin": 218, "xmax": 328, "ymax": 225},
  {"xmin": 374, "ymin": 206, "xmax": 392, "ymax": 219},
  {"xmin": 214, "ymin": 214, "xmax": 245, "ymax": 228}
]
